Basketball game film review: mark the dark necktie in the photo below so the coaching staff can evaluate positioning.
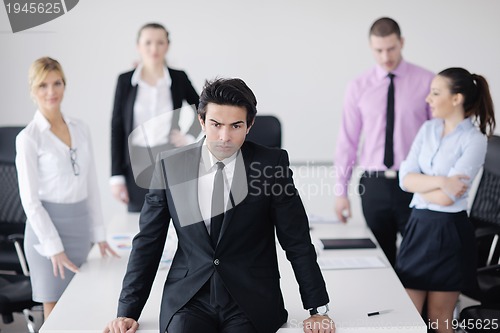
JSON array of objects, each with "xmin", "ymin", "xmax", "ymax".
[
  {"xmin": 210, "ymin": 161, "xmax": 225, "ymax": 246},
  {"xmin": 210, "ymin": 161, "xmax": 230, "ymax": 307},
  {"xmin": 384, "ymin": 73, "xmax": 395, "ymax": 169}
]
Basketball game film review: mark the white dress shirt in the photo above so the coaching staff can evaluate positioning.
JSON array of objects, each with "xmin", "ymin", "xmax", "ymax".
[
  {"xmin": 16, "ymin": 110, "xmax": 106, "ymax": 257},
  {"xmin": 198, "ymin": 141, "xmax": 237, "ymax": 233}
]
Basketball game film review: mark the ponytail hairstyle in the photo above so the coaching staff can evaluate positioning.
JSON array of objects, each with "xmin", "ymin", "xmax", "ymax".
[{"xmin": 438, "ymin": 67, "xmax": 495, "ymax": 136}]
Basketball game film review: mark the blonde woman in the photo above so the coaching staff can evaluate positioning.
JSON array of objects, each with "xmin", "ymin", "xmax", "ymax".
[{"xmin": 16, "ymin": 57, "xmax": 117, "ymax": 319}]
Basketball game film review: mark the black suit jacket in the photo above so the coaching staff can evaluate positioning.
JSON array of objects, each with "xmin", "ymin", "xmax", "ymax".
[
  {"xmin": 111, "ymin": 68, "xmax": 201, "ymax": 177},
  {"xmin": 117, "ymin": 140, "xmax": 329, "ymax": 333}
]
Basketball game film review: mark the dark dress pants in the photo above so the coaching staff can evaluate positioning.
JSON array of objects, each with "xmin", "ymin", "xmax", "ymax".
[
  {"xmin": 359, "ymin": 174, "xmax": 413, "ymax": 266},
  {"xmin": 166, "ymin": 281, "xmax": 258, "ymax": 333}
]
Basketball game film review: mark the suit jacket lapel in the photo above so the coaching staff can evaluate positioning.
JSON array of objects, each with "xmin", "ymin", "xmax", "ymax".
[
  {"xmin": 168, "ymin": 68, "xmax": 181, "ymax": 107},
  {"xmin": 169, "ymin": 68, "xmax": 181, "ymax": 132},
  {"xmin": 162, "ymin": 139, "xmax": 208, "ymax": 244},
  {"xmin": 125, "ymin": 83, "xmax": 138, "ymax": 136},
  {"xmin": 181, "ymin": 141, "xmax": 212, "ymax": 242}
]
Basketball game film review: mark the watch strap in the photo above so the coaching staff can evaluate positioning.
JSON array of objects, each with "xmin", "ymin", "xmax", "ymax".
[{"xmin": 309, "ymin": 304, "xmax": 329, "ymax": 316}]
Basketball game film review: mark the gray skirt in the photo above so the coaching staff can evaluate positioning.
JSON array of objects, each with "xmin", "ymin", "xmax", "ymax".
[{"xmin": 24, "ymin": 200, "xmax": 92, "ymax": 302}]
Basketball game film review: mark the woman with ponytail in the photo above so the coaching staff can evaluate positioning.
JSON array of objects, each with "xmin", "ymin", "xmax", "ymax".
[{"xmin": 396, "ymin": 67, "xmax": 495, "ymax": 332}]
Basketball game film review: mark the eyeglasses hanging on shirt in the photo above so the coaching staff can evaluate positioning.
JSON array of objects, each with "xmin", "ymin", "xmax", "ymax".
[{"xmin": 69, "ymin": 148, "xmax": 80, "ymax": 176}]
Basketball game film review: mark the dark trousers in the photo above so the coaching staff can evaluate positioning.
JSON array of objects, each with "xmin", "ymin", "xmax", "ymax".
[
  {"xmin": 359, "ymin": 174, "xmax": 413, "ymax": 266},
  {"xmin": 124, "ymin": 166, "xmax": 148, "ymax": 212},
  {"xmin": 166, "ymin": 281, "xmax": 257, "ymax": 333}
]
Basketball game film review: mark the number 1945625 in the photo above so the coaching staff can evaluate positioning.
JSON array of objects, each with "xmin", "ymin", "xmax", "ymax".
[
  {"xmin": 6, "ymin": 2, "xmax": 62, "ymax": 14},
  {"xmin": 428, "ymin": 318, "xmax": 499, "ymax": 331}
]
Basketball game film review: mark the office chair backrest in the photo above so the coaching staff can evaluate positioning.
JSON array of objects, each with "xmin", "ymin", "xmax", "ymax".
[
  {"xmin": 0, "ymin": 127, "xmax": 26, "ymax": 231},
  {"xmin": 470, "ymin": 135, "xmax": 500, "ymax": 227},
  {"xmin": 245, "ymin": 115, "xmax": 282, "ymax": 148},
  {"xmin": 0, "ymin": 127, "xmax": 38, "ymax": 327},
  {"xmin": 0, "ymin": 164, "xmax": 26, "ymax": 224},
  {"xmin": 0, "ymin": 126, "xmax": 23, "ymax": 163}
]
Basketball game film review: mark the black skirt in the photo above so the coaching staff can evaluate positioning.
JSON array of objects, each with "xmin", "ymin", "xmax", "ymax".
[{"xmin": 396, "ymin": 208, "xmax": 477, "ymax": 292}]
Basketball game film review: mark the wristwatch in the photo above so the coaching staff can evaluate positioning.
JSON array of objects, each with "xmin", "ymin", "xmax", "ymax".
[{"xmin": 309, "ymin": 304, "xmax": 329, "ymax": 316}]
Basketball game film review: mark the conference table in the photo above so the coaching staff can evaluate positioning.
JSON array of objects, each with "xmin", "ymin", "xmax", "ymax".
[{"xmin": 39, "ymin": 212, "xmax": 426, "ymax": 333}]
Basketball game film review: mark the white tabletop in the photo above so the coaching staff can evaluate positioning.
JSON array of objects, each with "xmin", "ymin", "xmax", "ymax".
[
  {"xmin": 279, "ymin": 223, "xmax": 425, "ymax": 332},
  {"xmin": 40, "ymin": 213, "xmax": 425, "ymax": 333}
]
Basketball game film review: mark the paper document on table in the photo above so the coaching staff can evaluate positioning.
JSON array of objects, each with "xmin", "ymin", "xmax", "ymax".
[
  {"xmin": 108, "ymin": 232, "xmax": 177, "ymax": 270},
  {"xmin": 307, "ymin": 213, "xmax": 340, "ymax": 224},
  {"xmin": 108, "ymin": 233, "xmax": 135, "ymax": 251},
  {"xmin": 317, "ymin": 256, "xmax": 387, "ymax": 270}
]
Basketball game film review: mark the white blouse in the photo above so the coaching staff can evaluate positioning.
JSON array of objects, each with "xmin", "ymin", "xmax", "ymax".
[
  {"xmin": 16, "ymin": 110, "xmax": 106, "ymax": 257},
  {"xmin": 130, "ymin": 64, "xmax": 174, "ymax": 147}
]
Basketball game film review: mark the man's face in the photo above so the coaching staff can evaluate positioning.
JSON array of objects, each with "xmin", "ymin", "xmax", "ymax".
[
  {"xmin": 199, "ymin": 103, "xmax": 252, "ymax": 160},
  {"xmin": 370, "ymin": 33, "xmax": 404, "ymax": 72}
]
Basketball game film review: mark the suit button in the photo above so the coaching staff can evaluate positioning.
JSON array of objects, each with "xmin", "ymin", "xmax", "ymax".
[{"xmin": 214, "ymin": 259, "xmax": 220, "ymax": 265}]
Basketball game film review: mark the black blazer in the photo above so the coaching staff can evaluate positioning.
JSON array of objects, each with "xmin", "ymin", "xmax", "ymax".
[
  {"xmin": 117, "ymin": 140, "xmax": 329, "ymax": 333},
  {"xmin": 111, "ymin": 68, "xmax": 201, "ymax": 177}
]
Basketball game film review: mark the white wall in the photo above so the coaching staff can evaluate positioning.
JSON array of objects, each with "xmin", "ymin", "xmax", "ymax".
[{"xmin": 1, "ymin": 0, "xmax": 499, "ymax": 220}]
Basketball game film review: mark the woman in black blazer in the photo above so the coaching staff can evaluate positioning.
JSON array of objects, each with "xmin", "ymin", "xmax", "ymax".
[{"xmin": 110, "ymin": 23, "xmax": 200, "ymax": 212}]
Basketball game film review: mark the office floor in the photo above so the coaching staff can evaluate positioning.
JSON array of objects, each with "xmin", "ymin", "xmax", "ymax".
[{"xmin": 0, "ymin": 306, "xmax": 43, "ymax": 333}]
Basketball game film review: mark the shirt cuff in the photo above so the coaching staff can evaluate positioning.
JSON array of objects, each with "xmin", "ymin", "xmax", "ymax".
[
  {"xmin": 399, "ymin": 175, "xmax": 409, "ymax": 192},
  {"xmin": 34, "ymin": 236, "xmax": 64, "ymax": 258},
  {"xmin": 398, "ymin": 164, "xmax": 412, "ymax": 192},
  {"xmin": 442, "ymin": 189, "xmax": 457, "ymax": 203},
  {"xmin": 335, "ymin": 181, "xmax": 349, "ymax": 197},
  {"xmin": 109, "ymin": 175, "xmax": 126, "ymax": 186}
]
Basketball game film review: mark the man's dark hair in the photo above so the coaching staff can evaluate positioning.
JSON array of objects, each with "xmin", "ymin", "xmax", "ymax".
[
  {"xmin": 369, "ymin": 17, "xmax": 401, "ymax": 38},
  {"xmin": 198, "ymin": 78, "xmax": 257, "ymax": 125}
]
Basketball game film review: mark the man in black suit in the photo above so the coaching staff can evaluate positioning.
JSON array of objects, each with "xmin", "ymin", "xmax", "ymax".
[{"xmin": 104, "ymin": 78, "xmax": 335, "ymax": 333}]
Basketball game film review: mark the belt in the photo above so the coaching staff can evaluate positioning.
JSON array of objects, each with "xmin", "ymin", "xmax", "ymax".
[{"xmin": 362, "ymin": 170, "xmax": 399, "ymax": 179}]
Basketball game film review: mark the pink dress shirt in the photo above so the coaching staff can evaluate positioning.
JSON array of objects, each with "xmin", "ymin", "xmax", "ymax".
[{"xmin": 334, "ymin": 60, "xmax": 434, "ymax": 196}]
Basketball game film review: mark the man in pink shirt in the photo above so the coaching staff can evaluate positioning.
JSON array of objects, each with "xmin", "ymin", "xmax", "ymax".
[{"xmin": 334, "ymin": 17, "xmax": 434, "ymax": 266}]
